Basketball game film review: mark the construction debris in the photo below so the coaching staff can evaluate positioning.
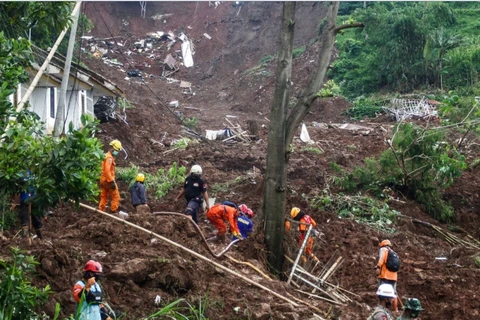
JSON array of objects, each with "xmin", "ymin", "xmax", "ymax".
[
  {"xmin": 383, "ymin": 98, "xmax": 439, "ymax": 122},
  {"xmin": 206, "ymin": 128, "xmax": 233, "ymax": 141}
]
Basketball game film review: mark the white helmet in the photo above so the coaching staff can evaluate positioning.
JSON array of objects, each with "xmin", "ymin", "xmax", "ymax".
[
  {"xmin": 190, "ymin": 165, "xmax": 202, "ymax": 175},
  {"xmin": 376, "ymin": 284, "xmax": 397, "ymax": 298}
]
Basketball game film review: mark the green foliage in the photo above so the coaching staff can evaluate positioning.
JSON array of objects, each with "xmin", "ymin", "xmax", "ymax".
[
  {"xmin": 144, "ymin": 297, "xmax": 209, "ymax": 320},
  {"xmin": 0, "ymin": 247, "xmax": 53, "ymax": 319},
  {"xmin": 118, "ymin": 98, "xmax": 135, "ymax": 109},
  {"xmin": 259, "ymin": 55, "xmax": 273, "ymax": 64},
  {"xmin": 330, "ymin": 2, "xmax": 480, "ymax": 97},
  {"xmin": 317, "ymin": 80, "xmax": 341, "ymax": 98},
  {"xmin": 343, "ymin": 97, "xmax": 384, "ymax": 120},
  {"xmin": 292, "ymin": 46, "xmax": 306, "ymax": 59},
  {"xmin": 0, "ymin": 2, "xmax": 73, "ymax": 49},
  {"xmin": 117, "ymin": 163, "xmax": 187, "ymax": 199},
  {"xmin": 171, "ymin": 137, "xmax": 192, "ymax": 150},
  {"xmin": 333, "ymin": 123, "xmax": 467, "ymax": 222},
  {"xmin": 183, "ymin": 117, "xmax": 198, "ymax": 128},
  {"xmin": 0, "ymin": 32, "xmax": 103, "ymax": 215},
  {"xmin": 301, "ymin": 146, "xmax": 323, "ymax": 155},
  {"xmin": 475, "ymin": 256, "xmax": 480, "ymax": 268},
  {"xmin": 311, "ymin": 191, "xmax": 400, "ymax": 233}
]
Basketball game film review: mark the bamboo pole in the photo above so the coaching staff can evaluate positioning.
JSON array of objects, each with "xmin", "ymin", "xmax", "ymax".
[
  {"xmin": 16, "ymin": 2, "xmax": 83, "ymax": 112},
  {"xmin": 78, "ymin": 203, "xmax": 300, "ymax": 307}
]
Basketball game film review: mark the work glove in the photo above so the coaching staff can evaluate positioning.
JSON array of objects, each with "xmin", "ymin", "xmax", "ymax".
[
  {"xmin": 110, "ymin": 181, "xmax": 117, "ymax": 190},
  {"xmin": 232, "ymin": 232, "xmax": 243, "ymax": 240},
  {"xmin": 85, "ymin": 277, "xmax": 96, "ymax": 290}
]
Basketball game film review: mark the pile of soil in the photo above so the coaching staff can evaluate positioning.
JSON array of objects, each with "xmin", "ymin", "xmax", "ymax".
[{"xmin": 2, "ymin": 2, "xmax": 480, "ymax": 319}]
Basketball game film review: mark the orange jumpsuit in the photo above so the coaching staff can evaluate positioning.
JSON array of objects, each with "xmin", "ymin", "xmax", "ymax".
[
  {"xmin": 98, "ymin": 151, "xmax": 120, "ymax": 212},
  {"xmin": 207, "ymin": 204, "xmax": 240, "ymax": 236},
  {"xmin": 286, "ymin": 215, "xmax": 317, "ymax": 255}
]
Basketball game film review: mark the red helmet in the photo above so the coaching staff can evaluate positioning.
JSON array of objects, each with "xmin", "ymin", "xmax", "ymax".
[
  {"xmin": 379, "ymin": 240, "xmax": 392, "ymax": 248},
  {"xmin": 84, "ymin": 260, "xmax": 103, "ymax": 273},
  {"xmin": 239, "ymin": 204, "xmax": 254, "ymax": 218}
]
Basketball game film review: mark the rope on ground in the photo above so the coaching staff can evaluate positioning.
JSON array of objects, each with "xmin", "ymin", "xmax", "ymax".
[{"xmin": 77, "ymin": 203, "xmax": 301, "ymax": 308}]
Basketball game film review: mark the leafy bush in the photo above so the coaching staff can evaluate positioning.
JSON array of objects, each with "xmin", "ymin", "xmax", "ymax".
[
  {"xmin": 117, "ymin": 163, "xmax": 187, "ymax": 200},
  {"xmin": 332, "ymin": 123, "xmax": 466, "ymax": 222},
  {"xmin": 311, "ymin": 191, "xmax": 400, "ymax": 233},
  {"xmin": 0, "ymin": 247, "xmax": 53, "ymax": 319},
  {"xmin": 171, "ymin": 137, "xmax": 192, "ymax": 150},
  {"xmin": 343, "ymin": 97, "xmax": 385, "ymax": 120},
  {"xmin": 259, "ymin": 55, "xmax": 274, "ymax": 64},
  {"xmin": 144, "ymin": 296, "xmax": 209, "ymax": 320}
]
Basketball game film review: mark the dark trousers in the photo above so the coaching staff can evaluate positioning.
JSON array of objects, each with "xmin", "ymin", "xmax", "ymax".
[
  {"xmin": 19, "ymin": 203, "xmax": 43, "ymax": 230},
  {"xmin": 185, "ymin": 199, "xmax": 202, "ymax": 224}
]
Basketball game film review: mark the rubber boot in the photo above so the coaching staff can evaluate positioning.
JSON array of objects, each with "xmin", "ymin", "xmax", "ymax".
[
  {"xmin": 35, "ymin": 229, "xmax": 43, "ymax": 240},
  {"xmin": 21, "ymin": 226, "xmax": 28, "ymax": 238}
]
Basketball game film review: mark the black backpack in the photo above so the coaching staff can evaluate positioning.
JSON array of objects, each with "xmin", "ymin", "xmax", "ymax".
[{"xmin": 385, "ymin": 248, "xmax": 401, "ymax": 272}]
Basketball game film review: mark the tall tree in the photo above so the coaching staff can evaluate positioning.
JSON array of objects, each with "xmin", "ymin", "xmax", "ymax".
[{"xmin": 263, "ymin": 1, "xmax": 364, "ymax": 273}]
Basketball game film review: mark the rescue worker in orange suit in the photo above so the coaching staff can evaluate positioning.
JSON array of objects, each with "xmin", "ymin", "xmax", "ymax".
[
  {"xmin": 376, "ymin": 239, "xmax": 399, "ymax": 312},
  {"xmin": 286, "ymin": 207, "xmax": 320, "ymax": 263},
  {"xmin": 207, "ymin": 203, "xmax": 242, "ymax": 243},
  {"xmin": 99, "ymin": 140, "xmax": 122, "ymax": 213},
  {"xmin": 73, "ymin": 260, "xmax": 112, "ymax": 320}
]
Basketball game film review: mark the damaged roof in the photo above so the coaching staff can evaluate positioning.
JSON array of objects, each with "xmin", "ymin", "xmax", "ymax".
[{"xmin": 31, "ymin": 45, "xmax": 125, "ymax": 98}]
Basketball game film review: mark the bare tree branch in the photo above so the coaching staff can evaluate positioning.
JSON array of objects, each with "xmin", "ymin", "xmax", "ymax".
[{"xmin": 334, "ymin": 22, "xmax": 365, "ymax": 34}]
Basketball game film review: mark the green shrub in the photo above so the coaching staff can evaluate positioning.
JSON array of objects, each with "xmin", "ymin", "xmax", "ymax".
[
  {"xmin": 292, "ymin": 46, "xmax": 306, "ymax": 58},
  {"xmin": 333, "ymin": 123, "xmax": 466, "ymax": 222},
  {"xmin": 343, "ymin": 97, "xmax": 385, "ymax": 120},
  {"xmin": 311, "ymin": 191, "xmax": 400, "ymax": 233},
  {"xmin": 0, "ymin": 247, "xmax": 53, "ymax": 319},
  {"xmin": 117, "ymin": 163, "xmax": 187, "ymax": 200},
  {"xmin": 259, "ymin": 55, "xmax": 274, "ymax": 64}
]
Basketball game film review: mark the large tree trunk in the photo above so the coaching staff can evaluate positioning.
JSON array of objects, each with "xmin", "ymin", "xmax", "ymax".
[
  {"xmin": 285, "ymin": 2, "xmax": 340, "ymax": 148},
  {"xmin": 263, "ymin": 2, "xmax": 296, "ymax": 276}
]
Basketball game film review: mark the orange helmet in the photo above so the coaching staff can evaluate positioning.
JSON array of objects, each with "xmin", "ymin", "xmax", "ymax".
[
  {"xmin": 290, "ymin": 207, "xmax": 301, "ymax": 218},
  {"xmin": 379, "ymin": 240, "xmax": 392, "ymax": 248},
  {"xmin": 84, "ymin": 260, "xmax": 103, "ymax": 273}
]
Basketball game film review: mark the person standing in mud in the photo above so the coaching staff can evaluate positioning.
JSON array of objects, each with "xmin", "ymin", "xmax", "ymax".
[
  {"xmin": 98, "ymin": 140, "xmax": 122, "ymax": 214},
  {"xmin": 375, "ymin": 240, "xmax": 399, "ymax": 312},
  {"xmin": 368, "ymin": 284, "xmax": 397, "ymax": 320},
  {"xmin": 396, "ymin": 298, "xmax": 423, "ymax": 320},
  {"xmin": 206, "ymin": 202, "xmax": 242, "ymax": 243},
  {"xmin": 175, "ymin": 164, "xmax": 210, "ymax": 224},
  {"xmin": 129, "ymin": 173, "xmax": 150, "ymax": 214},
  {"xmin": 73, "ymin": 260, "xmax": 112, "ymax": 320},
  {"xmin": 285, "ymin": 207, "xmax": 320, "ymax": 263},
  {"xmin": 10, "ymin": 170, "xmax": 43, "ymax": 240}
]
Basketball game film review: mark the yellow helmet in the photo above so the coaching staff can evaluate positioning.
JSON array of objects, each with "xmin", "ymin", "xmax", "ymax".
[
  {"xmin": 109, "ymin": 139, "xmax": 122, "ymax": 151},
  {"xmin": 290, "ymin": 207, "xmax": 301, "ymax": 218},
  {"xmin": 136, "ymin": 173, "xmax": 145, "ymax": 182}
]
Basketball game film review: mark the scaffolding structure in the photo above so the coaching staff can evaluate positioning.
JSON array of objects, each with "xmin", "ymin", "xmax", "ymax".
[{"xmin": 284, "ymin": 219, "xmax": 356, "ymax": 305}]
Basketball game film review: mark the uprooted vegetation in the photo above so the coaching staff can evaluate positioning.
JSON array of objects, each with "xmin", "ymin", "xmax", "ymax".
[{"xmin": 329, "ymin": 121, "xmax": 467, "ymax": 222}]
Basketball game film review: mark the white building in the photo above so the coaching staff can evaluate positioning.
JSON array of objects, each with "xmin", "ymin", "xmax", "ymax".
[{"xmin": 10, "ymin": 46, "xmax": 125, "ymax": 134}]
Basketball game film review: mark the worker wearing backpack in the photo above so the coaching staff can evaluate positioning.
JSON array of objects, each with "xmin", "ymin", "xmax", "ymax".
[{"xmin": 375, "ymin": 239, "xmax": 401, "ymax": 312}]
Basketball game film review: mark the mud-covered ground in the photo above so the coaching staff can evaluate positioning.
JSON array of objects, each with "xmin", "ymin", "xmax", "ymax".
[{"xmin": 2, "ymin": 2, "xmax": 480, "ymax": 319}]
